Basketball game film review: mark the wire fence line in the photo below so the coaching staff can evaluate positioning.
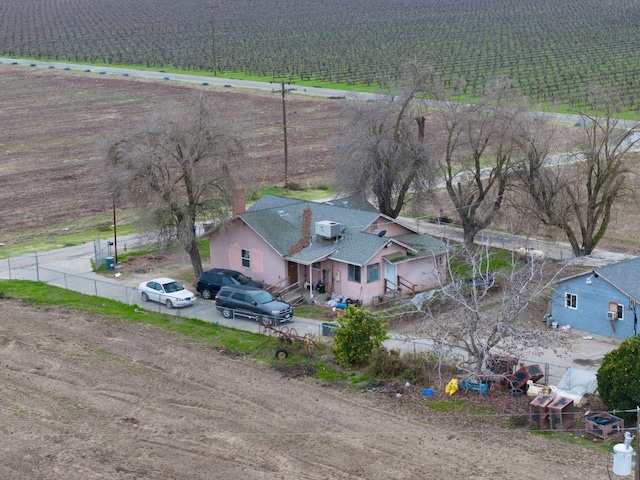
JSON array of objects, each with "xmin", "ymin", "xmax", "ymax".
[
  {"xmin": 389, "ymin": 336, "xmax": 569, "ymax": 386},
  {"xmin": 0, "ymin": 251, "xmax": 335, "ymax": 338},
  {"xmin": 1, "ymin": 251, "xmax": 574, "ymax": 384}
]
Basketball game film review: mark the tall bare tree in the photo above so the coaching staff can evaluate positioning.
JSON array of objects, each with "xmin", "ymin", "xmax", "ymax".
[
  {"xmin": 106, "ymin": 96, "xmax": 242, "ymax": 279},
  {"xmin": 439, "ymin": 77, "xmax": 521, "ymax": 252},
  {"xmin": 417, "ymin": 243, "xmax": 567, "ymax": 377},
  {"xmin": 514, "ymin": 87, "xmax": 639, "ymax": 256},
  {"xmin": 337, "ymin": 63, "xmax": 437, "ymax": 218}
]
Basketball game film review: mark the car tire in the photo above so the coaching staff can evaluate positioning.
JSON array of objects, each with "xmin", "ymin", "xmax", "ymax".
[
  {"xmin": 141, "ymin": 292, "xmax": 149, "ymax": 302},
  {"xmin": 275, "ymin": 348, "xmax": 288, "ymax": 360},
  {"xmin": 201, "ymin": 288, "xmax": 213, "ymax": 300},
  {"xmin": 260, "ymin": 316, "xmax": 274, "ymax": 326},
  {"xmin": 165, "ymin": 299, "xmax": 174, "ymax": 309},
  {"xmin": 221, "ymin": 307, "xmax": 232, "ymax": 318}
]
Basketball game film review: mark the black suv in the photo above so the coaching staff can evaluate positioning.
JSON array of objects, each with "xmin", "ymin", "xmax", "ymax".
[
  {"xmin": 215, "ymin": 285, "xmax": 293, "ymax": 325},
  {"xmin": 196, "ymin": 268, "xmax": 263, "ymax": 300}
]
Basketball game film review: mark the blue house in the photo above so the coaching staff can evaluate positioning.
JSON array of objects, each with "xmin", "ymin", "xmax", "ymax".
[{"xmin": 552, "ymin": 257, "xmax": 640, "ymax": 339}]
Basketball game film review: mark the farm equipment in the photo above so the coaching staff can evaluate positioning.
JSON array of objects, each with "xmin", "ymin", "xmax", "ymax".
[{"xmin": 259, "ymin": 324, "xmax": 317, "ymax": 358}]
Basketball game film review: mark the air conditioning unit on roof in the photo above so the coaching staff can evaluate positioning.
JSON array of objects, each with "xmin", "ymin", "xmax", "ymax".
[{"xmin": 315, "ymin": 221, "xmax": 341, "ymax": 239}]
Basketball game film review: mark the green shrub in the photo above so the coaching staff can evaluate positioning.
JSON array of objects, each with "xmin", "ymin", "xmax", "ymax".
[
  {"xmin": 367, "ymin": 348, "xmax": 405, "ymax": 378},
  {"xmin": 332, "ymin": 305, "xmax": 389, "ymax": 367},
  {"xmin": 366, "ymin": 347, "xmax": 430, "ymax": 385},
  {"xmin": 596, "ymin": 335, "xmax": 640, "ymax": 423}
]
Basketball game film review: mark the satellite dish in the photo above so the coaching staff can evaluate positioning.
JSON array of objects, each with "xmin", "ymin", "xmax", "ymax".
[{"xmin": 377, "ymin": 230, "xmax": 387, "ymax": 237}]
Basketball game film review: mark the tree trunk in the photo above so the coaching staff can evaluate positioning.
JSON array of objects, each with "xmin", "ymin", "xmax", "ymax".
[{"xmin": 187, "ymin": 238, "xmax": 203, "ymax": 280}]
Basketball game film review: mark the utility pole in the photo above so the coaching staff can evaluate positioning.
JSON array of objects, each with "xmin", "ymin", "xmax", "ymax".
[
  {"xmin": 210, "ymin": 9, "xmax": 217, "ymax": 75},
  {"xmin": 112, "ymin": 194, "xmax": 118, "ymax": 263},
  {"xmin": 634, "ymin": 407, "xmax": 640, "ymax": 480},
  {"xmin": 272, "ymin": 80, "xmax": 295, "ymax": 192}
]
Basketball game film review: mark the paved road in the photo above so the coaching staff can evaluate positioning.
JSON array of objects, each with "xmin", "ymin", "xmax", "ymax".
[
  {"xmin": 0, "ymin": 57, "xmax": 378, "ymax": 102},
  {"xmin": 4, "ymin": 57, "xmax": 637, "ymax": 131}
]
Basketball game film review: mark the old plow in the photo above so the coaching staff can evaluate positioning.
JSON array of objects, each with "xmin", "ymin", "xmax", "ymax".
[{"xmin": 259, "ymin": 324, "xmax": 317, "ymax": 359}]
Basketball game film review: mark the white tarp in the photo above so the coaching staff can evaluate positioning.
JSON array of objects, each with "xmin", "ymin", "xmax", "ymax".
[{"xmin": 552, "ymin": 367, "xmax": 598, "ymax": 407}]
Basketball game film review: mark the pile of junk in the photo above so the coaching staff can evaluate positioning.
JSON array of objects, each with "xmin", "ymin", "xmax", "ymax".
[
  {"xmin": 446, "ymin": 354, "xmax": 598, "ymax": 407},
  {"xmin": 444, "ymin": 355, "xmax": 625, "ymax": 437}
]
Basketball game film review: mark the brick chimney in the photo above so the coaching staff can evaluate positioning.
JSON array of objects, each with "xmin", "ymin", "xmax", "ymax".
[{"xmin": 232, "ymin": 188, "xmax": 246, "ymax": 216}]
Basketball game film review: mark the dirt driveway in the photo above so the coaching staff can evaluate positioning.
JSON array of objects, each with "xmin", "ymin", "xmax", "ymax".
[{"xmin": 0, "ymin": 299, "xmax": 610, "ymax": 479}]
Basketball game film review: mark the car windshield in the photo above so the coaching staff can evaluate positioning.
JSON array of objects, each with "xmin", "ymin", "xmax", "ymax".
[
  {"xmin": 163, "ymin": 281, "xmax": 184, "ymax": 293},
  {"xmin": 236, "ymin": 274, "xmax": 252, "ymax": 284},
  {"xmin": 253, "ymin": 291, "xmax": 275, "ymax": 304}
]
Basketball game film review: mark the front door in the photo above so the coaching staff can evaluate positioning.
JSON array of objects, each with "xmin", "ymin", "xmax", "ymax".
[
  {"xmin": 287, "ymin": 261, "xmax": 298, "ymax": 285},
  {"xmin": 384, "ymin": 261, "xmax": 397, "ymax": 291}
]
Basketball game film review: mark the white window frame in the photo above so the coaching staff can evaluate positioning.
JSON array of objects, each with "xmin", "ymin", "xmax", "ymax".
[
  {"xmin": 241, "ymin": 249, "xmax": 251, "ymax": 268},
  {"xmin": 565, "ymin": 292, "xmax": 577, "ymax": 309},
  {"xmin": 609, "ymin": 302, "xmax": 624, "ymax": 320}
]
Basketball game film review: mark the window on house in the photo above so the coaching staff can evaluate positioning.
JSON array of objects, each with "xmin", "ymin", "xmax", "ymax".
[
  {"xmin": 565, "ymin": 293, "xmax": 577, "ymax": 309},
  {"xmin": 609, "ymin": 301, "xmax": 624, "ymax": 320},
  {"xmin": 348, "ymin": 264, "xmax": 361, "ymax": 283},
  {"xmin": 312, "ymin": 262, "xmax": 321, "ymax": 270},
  {"xmin": 436, "ymin": 256, "xmax": 443, "ymax": 267},
  {"xmin": 366, "ymin": 263, "xmax": 380, "ymax": 283},
  {"xmin": 241, "ymin": 249, "xmax": 250, "ymax": 268}
]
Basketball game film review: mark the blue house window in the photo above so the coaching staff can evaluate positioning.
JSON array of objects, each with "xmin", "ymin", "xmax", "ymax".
[
  {"xmin": 609, "ymin": 302, "xmax": 624, "ymax": 320},
  {"xmin": 565, "ymin": 293, "xmax": 577, "ymax": 309}
]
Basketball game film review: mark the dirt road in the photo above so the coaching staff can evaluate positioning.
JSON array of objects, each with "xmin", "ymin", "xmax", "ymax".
[{"xmin": 0, "ymin": 299, "xmax": 611, "ymax": 479}]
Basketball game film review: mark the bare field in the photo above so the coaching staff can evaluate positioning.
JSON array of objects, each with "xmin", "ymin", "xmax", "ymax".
[
  {"xmin": 0, "ymin": 299, "xmax": 611, "ymax": 479},
  {"xmin": 0, "ymin": 66, "xmax": 347, "ymax": 244},
  {"xmin": 3, "ymin": 65, "xmax": 639, "ymax": 254}
]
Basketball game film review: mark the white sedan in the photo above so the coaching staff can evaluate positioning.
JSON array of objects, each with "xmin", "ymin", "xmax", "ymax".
[{"xmin": 138, "ymin": 278, "xmax": 196, "ymax": 309}]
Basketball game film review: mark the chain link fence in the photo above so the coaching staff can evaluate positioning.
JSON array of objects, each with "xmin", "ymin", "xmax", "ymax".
[{"xmin": 1, "ymin": 250, "xmax": 574, "ymax": 384}]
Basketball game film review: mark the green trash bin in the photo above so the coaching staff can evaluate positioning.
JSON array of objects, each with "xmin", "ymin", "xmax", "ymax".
[{"xmin": 105, "ymin": 256, "xmax": 115, "ymax": 271}]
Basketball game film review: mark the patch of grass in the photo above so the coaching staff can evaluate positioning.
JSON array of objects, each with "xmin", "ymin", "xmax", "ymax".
[
  {"xmin": 531, "ymin": 430, "xmax": 617, "ymax": 454},
  {"xmin": 0, "ymin": 279, "xmax": 332, "ymax": 370},
  {"xmin": 88, "ymin": 348, "xmax": 129, "ymax": 363},
  {"xmin": 425, "ymin": 398, "xmax": 468, "ymax": 412},
  {"xmin": 246, "ymin": 184, "xmax": 333, "ymax": 203},
  {"xmin": 448, "ymin": 247, "xmax": 519, "ymax": 280},
  {"xmin": 8, "ymin": 405, "xmax": 31, "ymax": 417},
  {"xmin": 294, "ymin": 304, "xmax": 338, "ymax": 320},
  {"xmin": 0, "ymin": 215, "xmax": 136, "ymax": 259}
]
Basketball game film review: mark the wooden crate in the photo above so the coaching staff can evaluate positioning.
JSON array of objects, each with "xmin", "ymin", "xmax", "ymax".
[
  {"xmin": 529, "ymin": 393, "xmax": 555, "ymax": 429},
  {"xmin": 585, "ymin": 412, "xmax": 624, "ymax": 440},
  {"xmin": 548, "ymin": 396, "xmax": 574, "ymax": 431}
]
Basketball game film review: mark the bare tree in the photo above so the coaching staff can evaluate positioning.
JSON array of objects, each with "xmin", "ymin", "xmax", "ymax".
[
  {"xmin": 439, "ymin": 77, "xmax": 521, "ymax": 252},
  {"xmin": 106, "ymin": 96, "xmax": 242, "ymax": 279},
  {"xmin": 417, "ymin": 243, "xmax": 567, "ymax": 378},
  {"xmin": 336, "ymin": 63, "xmax": 437, "ymax": 218},
  {"xmin": 515, "ymin": 87, "xmax": 639, "ymax": 256}
]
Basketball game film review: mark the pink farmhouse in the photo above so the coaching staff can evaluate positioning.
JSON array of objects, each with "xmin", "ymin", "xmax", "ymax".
[{"xmin": 207, "ymin": 194, "xmax": 448, "ymax": 306}]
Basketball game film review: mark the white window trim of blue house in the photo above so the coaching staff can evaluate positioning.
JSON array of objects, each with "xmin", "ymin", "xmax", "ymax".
[
  {"xmin": 565, "ymin": 292, "xmax": 577, "ymax": 309},
  {"xmin": 609, "ymin": 302, "xmax": 624, "ymax": 320}
]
